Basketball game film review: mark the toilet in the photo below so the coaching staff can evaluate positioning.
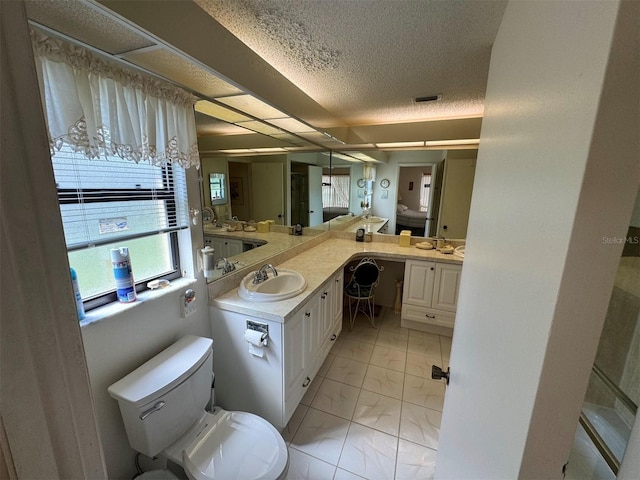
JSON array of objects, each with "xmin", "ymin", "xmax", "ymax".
[{"xmin": 108, "ymin": 335, "xmax": 289, "ymax": 480}]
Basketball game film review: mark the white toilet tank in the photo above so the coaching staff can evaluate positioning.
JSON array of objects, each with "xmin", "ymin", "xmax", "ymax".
[{"xmin": 108, "ymin": 336, "xmax": 213, "ymax": 457}]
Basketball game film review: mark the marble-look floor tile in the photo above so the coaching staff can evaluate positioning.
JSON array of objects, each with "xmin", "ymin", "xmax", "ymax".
[
  {"xmin": 375, "ymin": 330, "xmax": 409, "ymax": 351},
  {"xmin": 325, "ymin": 356, "xmax": 368, "ymax": 387},
  {"xmin": 399, "ymin": 402, "xmax": 441, "ymax": 449},
  {"xmin": 286, "ymin": 447, "xmax": 336, "ymax": 480},
  {"xmin": 282, "ymin": 404, "xmax": 309, "ymax": 444},
  {"xmin": 290, "ymin": 408, "xmax": 350, "ymax": 465},
  {"xmin": 311, "ymin": 378, "xmax": 361, "ymax": 420},
  {"xmin": 378, "ymin": 312, "xmax": 404, "ymax": 333},
  {"xmin": 440, "ymin": 336, "xmax": 452, "ymax": 361},
  {"xmin": 407, "ymin": 334, "xmax": 442, "ymax": 358},
  {"xmin": 403, "ymin": 375, "xmax": 445, "ymax": 412},
  {"xmin": 362, "ymin": 365, "xmax": 405, "ymax": 400},
  {"xmin": 352, "ymin": 390, "xmax": 402, "ymax": 436},
  {"xmin": 317, "ymin": 353, "xmax": 336, "ymax": 377},
  {"xmin": 333, "ymin": 468, "xmax": 367, "ymax": 480},
  {"xmin": 344, "ymin": 322, "xmax": 379, "ymax": 344},
  {"xmin": 369, "ymin": 345, "xmax": 407, "ymax": 372},
  {"xmin": 395, "ymin": 439, "xmax": 437, "ymax": 480},
  {"xmin": 405, "ymin": 352, "xmax": 440, "ymax": 378},
  {"xmin": 338, "ymin": 423, "xmax": 398, "ymax": 480},
  {"xmin": 336, "ymin": 339, "xmax": 375, "ymax": 363}
]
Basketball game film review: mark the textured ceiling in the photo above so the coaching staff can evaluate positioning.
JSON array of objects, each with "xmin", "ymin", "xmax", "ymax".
[
  {"xmin": 194, "ymin": 0, "xmax": 508, "ymax": 125},
  {"xmin": 25, "ymin": 0, "xmax": 154, "ymax": 55}
]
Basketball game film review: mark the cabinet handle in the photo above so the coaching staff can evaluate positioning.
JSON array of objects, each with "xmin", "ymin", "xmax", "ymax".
[
  {"xmin": 330, "ymin": 334, "xmax": 337, "ymax": 341},
  {"xmin": 425, "ymin": 314, "xmax": 436, "ymax": 319},
  {"xmin": 321, "ymin": 293, "xmax": 327, "ymax": 299},
  {"xmin": 305, "ymin": 312, "xmax": 311, "ymax": 317},
  {"xmin": 430, "ymin": 267, "xmax": 434, "ymax": 271},
  {"xmin": 302, "ymin": 377, "xmax": 311, "ymax": 387}
]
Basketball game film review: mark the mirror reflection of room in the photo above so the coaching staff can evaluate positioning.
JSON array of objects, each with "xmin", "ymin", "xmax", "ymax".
[
  {"xmin": 322, "ymin": 166, "xmax": 351, "ymax": 222},
  {"xmin": 396, "ymin": 166, "xmax": 432, "ymax": 236}
]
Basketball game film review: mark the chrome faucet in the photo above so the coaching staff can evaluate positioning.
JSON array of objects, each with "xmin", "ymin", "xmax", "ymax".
[
  {"xmin": 253, "ymin": 264, "xmax": 278, "ymax": 284},
  {"xmin": 215, "ymin": 257, "xmax": 235, "ymax": 274}
]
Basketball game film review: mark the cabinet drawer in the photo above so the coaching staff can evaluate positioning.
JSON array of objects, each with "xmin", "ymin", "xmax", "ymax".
[{"xmin": 401, "ymin": 304, "xmax": 455, "ymax": 329}]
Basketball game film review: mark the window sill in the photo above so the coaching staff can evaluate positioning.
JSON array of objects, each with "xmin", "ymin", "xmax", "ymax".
[{"xmin": 79, "ymin": 277, "xmax": 198, "ymax": 328}]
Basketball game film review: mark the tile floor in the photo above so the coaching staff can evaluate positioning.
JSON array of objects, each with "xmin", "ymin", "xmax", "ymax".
[{"xmin": 281, "ymin": 307, "xmax": 451, "ymax": 480}]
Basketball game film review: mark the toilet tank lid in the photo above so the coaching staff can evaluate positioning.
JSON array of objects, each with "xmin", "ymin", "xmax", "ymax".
[{"xmin": 108, "ymin": 336, "xmax": 213, "ymax": 406}]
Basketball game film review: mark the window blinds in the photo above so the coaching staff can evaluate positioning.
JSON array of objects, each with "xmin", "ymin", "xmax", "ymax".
[{"xmin": 53, "ymin": 146, "xmax": 189, "ymax": 251}]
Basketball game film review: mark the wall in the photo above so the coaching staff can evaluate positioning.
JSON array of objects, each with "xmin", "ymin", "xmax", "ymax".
[{"xmin": 436, "ymin": 1, "xmax": 639, "ymax": 478}]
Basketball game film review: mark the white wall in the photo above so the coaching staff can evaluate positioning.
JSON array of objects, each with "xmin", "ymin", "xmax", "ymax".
[{"xmin": 436, "ymin": 1, "xmax": 639, "ymax": 478}]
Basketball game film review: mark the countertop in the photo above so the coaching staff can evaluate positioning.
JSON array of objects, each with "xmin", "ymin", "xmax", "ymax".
[
  {"xmin": 343, "ymin": 217, "xmax": 390, "ymax": 233},
  {"xmin": 211, "ymin": 236, "xmax": 462, "ymax": 323}
]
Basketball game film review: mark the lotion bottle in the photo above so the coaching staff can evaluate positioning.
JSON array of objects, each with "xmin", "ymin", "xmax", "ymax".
[{"xmin": 70, "ymin": 267, "xmax": 85, "ymax": 320}]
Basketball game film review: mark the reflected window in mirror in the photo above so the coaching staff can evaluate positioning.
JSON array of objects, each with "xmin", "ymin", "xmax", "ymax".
[
  {"xmin": 322, "ymin": 168, "xmax": 350, "ymax": 222},
  {"xmin": 210, "ymin": 173, "xmax": 227, "ymax": 205},
  {"xmin": 419, "ymin": 174, "xmax": 432, "ymax": 212}
]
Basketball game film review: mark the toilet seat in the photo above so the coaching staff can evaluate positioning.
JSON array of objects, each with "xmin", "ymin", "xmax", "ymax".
[{"xmin": 165, "ymin": 408, "xmax": 288, "ymax": 480}]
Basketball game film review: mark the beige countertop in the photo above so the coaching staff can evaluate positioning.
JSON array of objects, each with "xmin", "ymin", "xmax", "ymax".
[
  {"xmin": 211, "ymin": 236, "xmax": 462, "ymax": 323},
  {"xmin": 202, "ymin": 226, "xmax": 322, "ymax": 266},
  {"xmin": 342, "ymin": 218, "xmax": 389, "ymax": 233}
]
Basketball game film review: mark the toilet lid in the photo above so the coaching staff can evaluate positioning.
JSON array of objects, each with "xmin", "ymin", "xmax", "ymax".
[{"xmin": 182, "ymin": 410, "xmax": 288, "ymax": 480}]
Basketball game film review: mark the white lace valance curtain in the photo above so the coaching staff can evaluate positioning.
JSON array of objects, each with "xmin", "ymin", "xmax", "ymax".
[{"xmin": 31, "ymin": 28, "xmax": 200, "ymax": 169}]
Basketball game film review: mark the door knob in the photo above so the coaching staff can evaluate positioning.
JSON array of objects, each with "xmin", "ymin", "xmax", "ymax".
[{"xmin": 432, "ymin": 365, "xmax": 450, "ymax": 385}]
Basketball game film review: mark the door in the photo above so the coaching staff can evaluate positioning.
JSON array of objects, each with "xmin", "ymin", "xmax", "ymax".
[
  {"xmin": 251, "ymin": 162, "xmax": 284, "ymax": 223},
  {"xmin": 308, "ymin": 165, "xmax": 323, "ymax": 226},
  {"xmin": 435, "ymin": 2, "xmax": 638, "ymax": 478}
]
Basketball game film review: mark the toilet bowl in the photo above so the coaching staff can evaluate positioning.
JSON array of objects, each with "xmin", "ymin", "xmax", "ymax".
[{"xmin": 108, "ymin": 336, "xmax": 288, "ymax": 480}]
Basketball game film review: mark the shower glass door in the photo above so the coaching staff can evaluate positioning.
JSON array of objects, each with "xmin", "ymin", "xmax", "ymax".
[{"xmin": 567, "ymin": 190, "xmax": 640, "ymax": 478}]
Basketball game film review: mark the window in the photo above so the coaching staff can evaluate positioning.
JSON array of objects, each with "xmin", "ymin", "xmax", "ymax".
[
  {"xmin": 322, "ymin": 174, "xmax": 350, "ymax": 208},
  {"xmin": 32, "ymin": 27, "xmax": 200, "ymax": 311},
  {"xmin": 53, "ymin": 146, "xmax": 188, "ymax": 309},
  {"xmin": 419, "ymin": 174, "xmax": 432, "ymax": 212}
]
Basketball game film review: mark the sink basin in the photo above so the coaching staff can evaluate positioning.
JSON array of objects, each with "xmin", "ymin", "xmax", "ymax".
[
  {"xmin": 238, "ymin": 269, "xmax": 307, "ymax": 302},
  {"xmin": 362, "ymin": 216, "xmax": 384, "ymax": 224},
  {"xmin": 453, "ymin": 245, "xmax": 465, "ymax": 258}
]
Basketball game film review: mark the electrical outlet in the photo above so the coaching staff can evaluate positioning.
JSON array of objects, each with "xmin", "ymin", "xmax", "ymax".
[{"xmin": 180, "ymin": 294, "xmax": 197, "ymax": 318}]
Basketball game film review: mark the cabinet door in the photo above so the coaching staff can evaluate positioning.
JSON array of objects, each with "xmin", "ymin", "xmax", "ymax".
[
  {"xmin": 284, "ymin": 310, "xmax": 306, "ymax": 401},
  {"xmin": 331, "ymin": 272, "xmax": 344, "ymax": 326},
  {"xmin": 305, "ymin": 293, "xmax": 323, "ymax": 370},
  {"xmin": 403, "ymin": 260, "xmax": 436, "ymax": 307},
  {"xmin": 319, "ymin": 283, "xmax": 333, "ymax": 344},
  {"xmin": 206, "ymin": 237, "xmax": 226, "ymax": 258},
  {"xmin": 432, "ymin": 264, "xmax": 462, "ymax": 312},
  {"xmin": 225, "ymin": 239, "xmax": 243, "ymax": 257}
]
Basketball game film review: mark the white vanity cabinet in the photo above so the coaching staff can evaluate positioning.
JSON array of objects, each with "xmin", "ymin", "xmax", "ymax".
[
  {"xmin": 284, "ymin": 270, "xmax": 343, "ymax": 422},
  {"xmin": 211, "ymin": 270, "xmax": 344, "ymax": 429},
  {"xmin": 401, "ymin": 260, "xmax": 462, "ymax": 331},
  {"xmin": 204, "ymin": 236, "xmax": 243, "ymax": 258}
]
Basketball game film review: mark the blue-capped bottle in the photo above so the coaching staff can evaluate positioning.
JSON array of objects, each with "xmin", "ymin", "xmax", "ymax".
[
  {"xmin": 70, "ymin": 267, "xmax": 86, "ymax": 320},
  {"xmin": 111, "ymin": 247, "xmax": 136, "ymax": 303}
]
